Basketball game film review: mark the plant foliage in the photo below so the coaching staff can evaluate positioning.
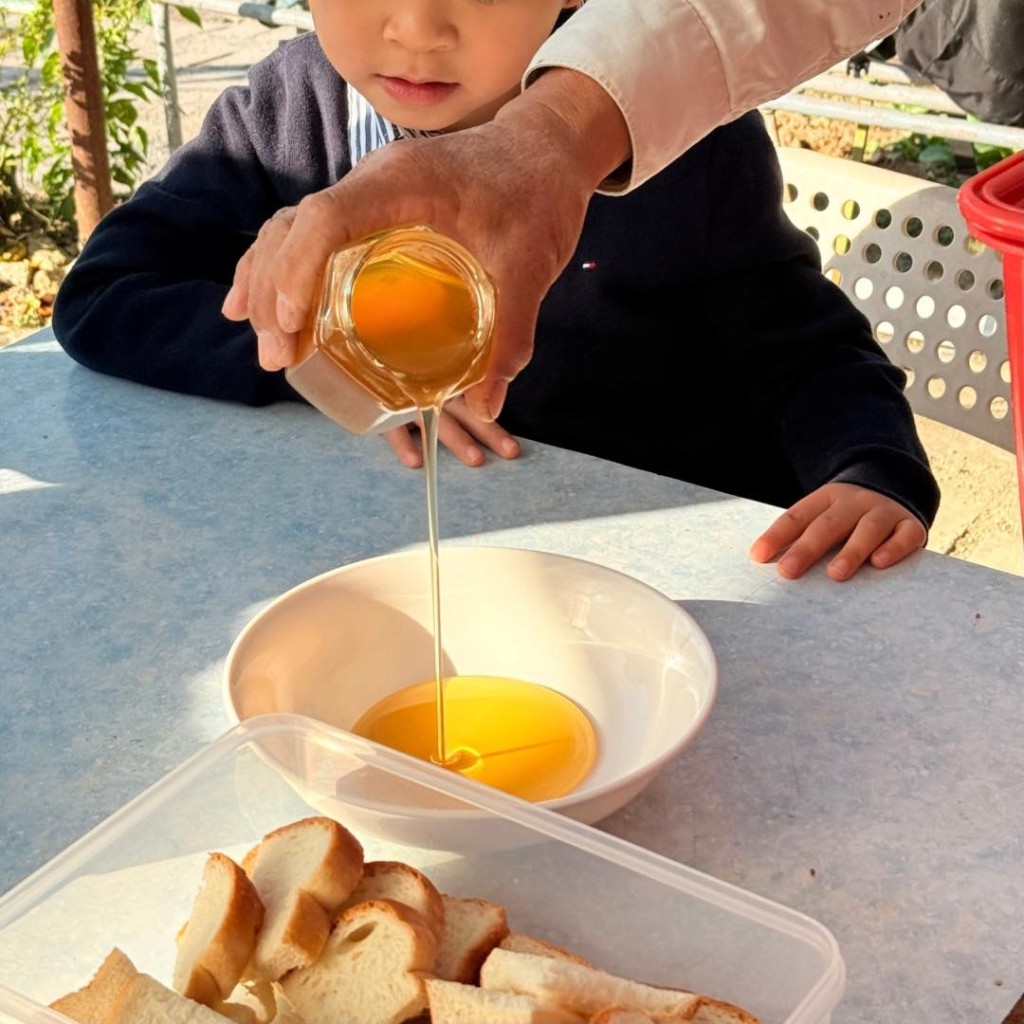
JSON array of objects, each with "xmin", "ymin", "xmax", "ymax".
[{"xmin": 0, "ymin": 0, "xmax": 197, "ymax": 232}]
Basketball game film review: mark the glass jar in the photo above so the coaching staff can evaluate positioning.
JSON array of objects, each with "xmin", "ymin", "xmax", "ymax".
[{"xmin": 286, "ymin": 224, "xmax": 496, "ymax": 434}]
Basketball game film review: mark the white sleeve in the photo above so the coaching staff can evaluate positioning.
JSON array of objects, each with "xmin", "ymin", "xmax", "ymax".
[{"xmin": 526, "ymin": 0, "xmax": 924, "ymax": 193}]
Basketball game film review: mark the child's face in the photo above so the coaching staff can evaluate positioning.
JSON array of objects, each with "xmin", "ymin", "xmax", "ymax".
[{"xmin": 310, "ymin": 0, "xmax": 579, "ymax": 131}]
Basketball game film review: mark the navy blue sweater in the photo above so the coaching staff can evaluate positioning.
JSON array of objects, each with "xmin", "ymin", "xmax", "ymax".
[{"xmin": 53, "ymin": 34, "xmax": 939, "ymax": 524}]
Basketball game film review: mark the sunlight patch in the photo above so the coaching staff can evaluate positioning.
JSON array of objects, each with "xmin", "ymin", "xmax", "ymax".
[{"xmin": 0, "ymin": 468, "xmax": 59, "ymax": 494}]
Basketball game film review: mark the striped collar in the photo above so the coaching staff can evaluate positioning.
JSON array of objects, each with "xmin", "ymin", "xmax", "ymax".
[{"xmin": 346, "ymin": 84, "xmax": 439, "ymax": 166}]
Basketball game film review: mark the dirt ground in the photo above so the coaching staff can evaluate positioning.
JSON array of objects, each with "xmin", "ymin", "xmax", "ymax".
[{"xmin": 3, "ymin": 11, "xmax": 1022, "ymax": 576}]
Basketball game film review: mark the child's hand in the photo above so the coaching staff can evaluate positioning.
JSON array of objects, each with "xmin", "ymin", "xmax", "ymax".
[
  {"xmin": 383, "ymin": 397, "xmax": 521, "ymax": 469},
  {"xmin": 749, "ymin": 482, "xmax": 926, "ymax": 581}
]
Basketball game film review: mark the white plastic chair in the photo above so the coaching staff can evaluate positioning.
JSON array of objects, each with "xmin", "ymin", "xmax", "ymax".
[{"xmin": 775, "ymin": 146, "xmax": 1012, "ymax": 452}]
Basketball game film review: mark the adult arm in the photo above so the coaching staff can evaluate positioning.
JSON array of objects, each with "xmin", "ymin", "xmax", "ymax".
[
  {"xmin": 238, "ymin": 0, "xmax": 924, "ymax": 419},
  {"xmin": 529, "ymin": 0, "xmax": 926, "ymax": 191}
]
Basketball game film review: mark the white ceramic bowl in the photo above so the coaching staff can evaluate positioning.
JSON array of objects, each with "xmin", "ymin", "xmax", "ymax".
[{"xmin": 224, "ymin": 546, "xmax": 716, "ymax": 848}]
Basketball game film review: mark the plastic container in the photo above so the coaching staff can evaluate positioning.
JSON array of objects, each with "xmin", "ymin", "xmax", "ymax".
[
  {"xmin": 286, "ymin": 224, "xmax": 495, "ymax": 435},
  {"xmin": 958, "ymin": 150, "xmax": 1024, "ymax": 531},
  {"xmin": 0, "ymin": 714, "xmax": 845, "ymax": 1024}
]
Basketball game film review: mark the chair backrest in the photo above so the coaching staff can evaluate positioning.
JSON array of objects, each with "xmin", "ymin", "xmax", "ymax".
[{"xmin": 775, "ymin": 146, "xmax": 1012, "ymax": 451}]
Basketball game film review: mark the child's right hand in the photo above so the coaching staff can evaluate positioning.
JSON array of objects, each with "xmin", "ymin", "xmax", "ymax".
[
  {"xmin": 382, "ymin": 397, "xmax": 521, "ymax": 469},
  {"xmin": 749, "ymin": 481, "xmax": 927, "ymax": 581}
]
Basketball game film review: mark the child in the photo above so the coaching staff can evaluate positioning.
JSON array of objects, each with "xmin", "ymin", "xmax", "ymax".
[{"xmin": 52, "ymin": 0, "xmax": 939, "ymax": 581}]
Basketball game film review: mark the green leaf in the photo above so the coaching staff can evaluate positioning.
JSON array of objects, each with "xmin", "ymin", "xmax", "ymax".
[
  {"xmin": 918, "ymin": 143, "xmax": 954, "ymax": 165},
  {"xmin": 41, "ymin": 58, "xmax": 63, "ymax": 90},
  {"xmin": 123, "ymin": 82, "xmax": 150, "ymax": 100},
  {"xmin": 107, "ymin": 98, "xmax": 138, "ymax": 126},
  {"xmin": 22, "ymin": 34, "xmax": 39, "ymax": 66},
  {"xmin": 143, "ymin": 58, "xmax": 161, "ymax": 86},
  {"xmin": 175, "ymin": 5, "xmax": 202, "ymax": 27},
  {"xmin": 975, "ymin": 146, "xmax": 1013, "ymax": 171}
]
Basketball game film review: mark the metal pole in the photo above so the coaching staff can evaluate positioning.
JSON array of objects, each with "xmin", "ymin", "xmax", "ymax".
[
  {"xmin": 763, "ymin": 93, "xmax": 1024, "ymax": 150},
  {"xmin": 151, "ymin": 0, "xmax": 183, "ymax": 152},
  {"xmin": 53, "ymin": 0, "xmax": 113, "ymax": 244}
]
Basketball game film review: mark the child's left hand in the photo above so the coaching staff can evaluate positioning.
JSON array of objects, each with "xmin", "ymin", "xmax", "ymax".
[{"xmin": 749, "ymin": 481, "xmax": 927, "ymax": 581}]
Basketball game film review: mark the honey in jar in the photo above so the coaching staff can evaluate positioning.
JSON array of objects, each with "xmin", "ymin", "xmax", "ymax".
[{"xmin": 286, "ymin": 224, "xmax": 495, "ymax": 431}]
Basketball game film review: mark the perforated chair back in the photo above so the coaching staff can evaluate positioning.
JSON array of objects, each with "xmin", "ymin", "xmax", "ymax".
[{"xmin": 775, "ymin": 146, "xmax": 1012, "ymax": 450}]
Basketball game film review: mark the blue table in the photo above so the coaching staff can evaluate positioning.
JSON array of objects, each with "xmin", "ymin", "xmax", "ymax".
[{"xmin": 2, "ymin": 329, "xmax": 1022, "ymax": 1022}]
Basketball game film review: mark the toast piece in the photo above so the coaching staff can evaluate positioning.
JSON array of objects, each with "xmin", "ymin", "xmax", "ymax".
[
  {"xmin": 589, "ymin": 1010, "xmax": 657, "ymax": 1024},
  {"xmin": 589, "ymin": 994, "xmax": 760, "ymax": 1023},
  {"xmin": 434, "ymin": 894, "xmax": 509, "ymax": 983},
  {"xmin": 500, "ymin": 933, "xmax": 592, "ymax": 968},
  {"xmin": 279, "ymin": 899, "xmax": 438, "ymax": 1024},
  {"xmin": 427, "ymin": 978, "xmax": 585, "ymax": 1023},
  {"xmin": 49, "ymin": 947, "xmax": 138, "ymax": 1024},
  {"xmin": 217, "ymin": 972, "xmax": 280, "ymax": 1024},
  {"xmin": 480, "ymin": 950, "xmax": 701, "ymax": 1020},
  {"xmin": 173, "ymin": 852, "xmax": 265, "ymax": 1005},
  {"xmin": 241, "ymin": 816, "xmax": 364, "ymax": 980},
  {"xmin": 341, "ymin": 860, "xmax": 445, "ymax": 942},
  {"xmin": 692, "ymin": 996, "xmax": 760, "ymax": 1023},
  {"xmin": 107, "ymin": 972, "xmax": 237, "ymax": 1023}
]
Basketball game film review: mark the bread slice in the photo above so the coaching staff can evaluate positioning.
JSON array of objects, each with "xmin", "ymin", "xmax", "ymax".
[
  {"xmin": 279, "ymin": 899, "xmax": 437, "ymax": 1024},
  {"xmin": 49, "ymin": 947, "xmax": 138, "ymax": 1023},
  {"xmin": 341, "ymin": 860, "xmax": 445, "ymax": 941},
  {"xmin": 242, "ymin": 816, "xmax": 364, "ymax": 979},
  {"xmin": 107, "ymin": 972, "xmax": 237, "ymax": 1023},
  {"xmin": 692, "ymin": 996, "xmax": 760, "ymax": 1023},
  {"xmin": 427, "ymin": 978, "xmax": 585, "ymax": 1023},
  {"xmin": 217, "ymin": 972, "xmax": 281, "ymax": 1024},
  {"xmin": 589, "ymin": 1010, "xmax": 657, "ymax": 1024},
  {"xmin": 480, "ymin": 950, "xmax": 701, "ymax": 1020},
  {"xmin": 433, "ymin": 894, "xmax": 509, "ymax": 983},
  {"xmin": 173, "ymin": 852, "xmax": 265, "ymax": 1005},
  {"xmin": 590, "ymin": 992, "xmax": 760, "ymax": 1023},
  {"xmin": 500, "ymin": 933, "xmax": 592, "ymax": 968},
  {"xmin": 426, "ymin": 979, "xmax": 583, "ymax": 1023}
]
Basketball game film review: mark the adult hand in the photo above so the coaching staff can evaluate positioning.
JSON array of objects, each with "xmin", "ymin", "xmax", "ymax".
[
  {"xmin": 221, "ymin": 67, "xmax": 629, "ymax": 423},
  {"xmin": 749, "ymin": 481, "xmax": 927, "ymax": 581},
  {"xmin": 383, "ymin": 397, "xmax": 521, "ymax": 469}
]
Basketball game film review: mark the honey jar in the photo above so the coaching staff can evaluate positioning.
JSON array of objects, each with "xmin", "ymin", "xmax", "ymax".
[{"xmin": 286, "ymin": 224, "xmax": 496, "ymax": 432}]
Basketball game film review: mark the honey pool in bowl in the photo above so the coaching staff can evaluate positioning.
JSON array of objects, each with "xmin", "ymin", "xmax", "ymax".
[{"xmin": 224, "ymin": 546, "xmax": 717, "ymax": 840}]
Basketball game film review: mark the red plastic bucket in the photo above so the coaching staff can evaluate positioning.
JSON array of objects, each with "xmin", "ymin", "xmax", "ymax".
[{"xmin": 958, "ymin": 150, "xmax": 1024, "ymax": 536}]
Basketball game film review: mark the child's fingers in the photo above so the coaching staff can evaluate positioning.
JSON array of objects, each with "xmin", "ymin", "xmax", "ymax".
[
  {"xmin": 382, "ymin": 426, "xmax": 423, "ymax": 469},
  {"xmin": 774, "ymin": 504, "xmax": 864, "ymax": 579},
  {"xmin": 869, "ymin": 516, "xmax": 927, "ymax": 569},
  {"xmin": 749, "ymin": 495, "xmax": 826, "ymax": 563},
  {"xmin": 826, "ymin": 510, "xmax": 905, "ymax": 581},
  {"xmin": 437, "ymin": 413, "xmax": 486, "ymax": 467},
  {"xmin": 444, "ymin": 401, "xmax": 521, "ymax": 460}
]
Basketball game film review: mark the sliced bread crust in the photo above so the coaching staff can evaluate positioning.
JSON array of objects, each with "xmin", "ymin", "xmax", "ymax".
[
  {"xmin": 49, "ymin": 947, "xmax": 138, "ymax": 1024},
  {"xmin": 588, "ymin": 1010, "xmax": 657, "ymax": 1024},
  {"xmin": 692, "ymin": 996, "xmax": 760, "ymax": 1023},
  {"xmin": 341, "ymin": 860, "xmax": 445, "ymax": 941},
  {"xmin": 500, "ymin": 933, "xmax": 592, "ymax": 968},
  {"xmin": 480, "ymin": 949, "xmax": 701, "ymax": 1020},
  {"xmin": 107, "ymin": 972, "xmax": 236, "ymax": 1023},
  {"xmin": 427, "ymin": 978, "xmax": 585, "ymax": 1023},
  {"xmin": 280, "ymin": 898, "xmax": 438, "ymax": 1024},
  {"xmin": 434, "ymin": 894, "xmax": 509, "ymax": 984},
  {"xmin": 242, "ymin": 816, "xmax": 364, "ymax": 979},
  {"xmin": 173, "ymin": 852, "xmax": 265, "ymax": 1005}
]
